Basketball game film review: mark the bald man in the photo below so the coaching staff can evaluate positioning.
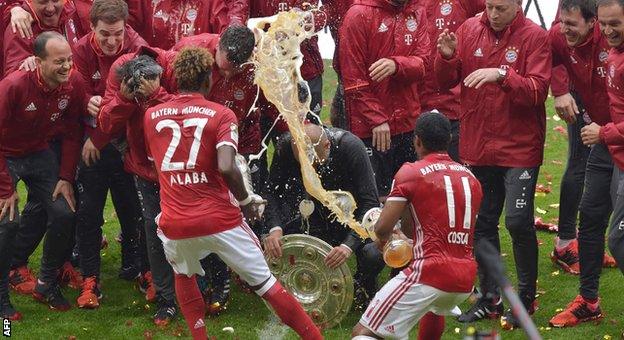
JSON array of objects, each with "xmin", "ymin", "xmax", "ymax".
[{"xmin": 263, "ymin": 125, "xmax": 384, "ymax": 309}]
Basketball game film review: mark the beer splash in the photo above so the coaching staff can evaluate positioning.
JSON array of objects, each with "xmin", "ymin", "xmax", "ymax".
[{"xmin": 251, "ymin": 10, "xmax": 368, "ymax": 239}]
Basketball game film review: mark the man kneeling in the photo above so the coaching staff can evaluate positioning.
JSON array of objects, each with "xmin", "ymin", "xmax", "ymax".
[
  {"xmin": 352, "ymin": 112, "xmax": 483, "ymax": 340},
  {"xmin": 143, "ymin": 47, "xmax": 322, "ymax": 340}
]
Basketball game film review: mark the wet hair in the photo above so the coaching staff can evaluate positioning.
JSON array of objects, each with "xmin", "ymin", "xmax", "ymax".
[
  {"xmin": 90, "ymin": 0, "xmax": 129, "ymax": 25},
  {"xmin": 173, "ymin": 47, "xmax": 214, "ymax": 92},
  {"xmin": 414, "ymin": 111, "xmax": 451, "ymax": 152},
  {"xmin": 561, "ymin": 0, "xmax": 597, "ymax": 21},
  {"xmin": 116, "ymin": 55, "xmax": 163, "ymax": 94},
  {"xmin": 597, "ymin": 0, "xmax": 624, "ymax": 9},
  {"xmin": 218, "ymin": 25, "xmax": 255, "ymax": 66},
  {"xmin": 33, "ymin": 31, "xmax": 67, "ymax": 59}
]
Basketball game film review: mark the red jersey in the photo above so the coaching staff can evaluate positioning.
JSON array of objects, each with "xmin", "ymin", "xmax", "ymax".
[
  {"xmin": 3, "ymin": 1, "xmax": 86, "ymax": 74},
  {"xmin": 550, "ymin": 24, "xmax": 611, "ymax": 125},
  {"xmin": 339, "ymin": 0, "xmax": 430, "ymax": 138},
  {"xmin": 174, "ymin": 34, "xmax": 262, "ymax": 155},
  {"xmin": 435, "ymin": 11, "xmax": 551, "ymax": 167},
  {"xmin": 73, "ymin": 25, "xmax": 148, "ymax": 148},
  {"xmin": 144, "ymin": 93, "xmax": 243, "ymax": 239},
  {"xmin": 388, "ymin": 153, "xmax": 483, "ymax": 293},
  {"xmin": 420, "ymin": 0, "xmax": 484, "ymax": 120},
  {"xmin": 600, "ymin": 46, "xmax": 624, "ymax": 169},
  {"xmin": 0, "ymin": 70, "xmax": 86, "ymax": 198}
]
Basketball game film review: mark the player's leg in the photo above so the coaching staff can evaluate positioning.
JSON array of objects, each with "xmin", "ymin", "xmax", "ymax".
[
  {"xmin": 417, "ymin": 312, "xmax": 445, "ymax": 340},
  {"xmin": 0, "ymin": 161, "xmax": 21, "ymax": 320},
  {"xmin": 134, "ymin": 177, "xmax": 177, "ymax": 325},
  {"xmin": 207, "ymin": 224, "xmax": 322, "ymax": 339},
  {"xmin": 500, "ymin": 166, "xmax": 540, "ymax": 328},
  {"xmin": 459, "ymin": 166, "xmax": 505, "ymax": 322},
  {"xmin": 608, "ymin": 166, "xmax": 624, "ymax": 272},
  {"xmin": 157, "ymin": 232, "xmax": 207, "ymax": 340},
  {"xmin": 355, "ymin": 270, "xmax": 451, "ymax": 340},
  {"xmin": 353, "ymin": 242, "xmax": 385, "ymax": 311}
]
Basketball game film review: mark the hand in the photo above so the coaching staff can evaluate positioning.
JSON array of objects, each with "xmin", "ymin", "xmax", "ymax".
[
  {"xmin": 263, "ymin": 228, "xmax": 283, "ymax": 258},
  {"xmin": 581, "ymin": 122, "xmax": 602, "ymax": 146},
  {"xmin": 120, "ymin": 79, "xmax": 135, "ymax": 101},
  {"xmin": 18, "ymin": 56, "xmax": 36, "ymax": 72},
  {"xmin": 324, "ymin": 245, "xmax": 352, "ymax": 269},
  {"xmin": 87, "ymin": 96, "xmax": 103, "ymax": 117},
  {"xmin": 0, "ymin": 191, "xmax": 19, "ymax": 222},
  {"xmin": 52, "ymin": 179, "xmax": 76, "ymax": 212},
  {"xmin": 554, "ymin": 93, "xmax": 579, "ymax": 124},
  {"xmin": 369, "ymin": 58, "xmax": 397, "ymax": 82},
  {"xmin": 10, "ymin": 6, "xmax": 33, "ymax": 39},
  {"xmin": 136, "ymin": 77, "xmax": 161, "ymax": 99},
  {"xmin": 82, "ymin": 138, "xmax": 101, "ymax": 166},
  {"xmin": 464, "ymin": 68, "xmax": 501, "ymax": 89},
  {"xmin": 437, "ymin": 29, "xmax": 457, "ymax": 59},
  {"xmin": 372, "ymin": 122, "xmax": 391, "ymax": 152}
]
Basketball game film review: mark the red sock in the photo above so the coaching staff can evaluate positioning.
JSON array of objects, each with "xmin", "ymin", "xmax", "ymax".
[
  {"xmin": 418, "ymin": 312, "xmax": 444, "ymax": 340},
  {"xmin": 174, "ymin": 274, "xmax": 207, "ymax": 340},
  {"xmin": 262, "ymin": 281, "xmax": 323, "ymax": 340}
]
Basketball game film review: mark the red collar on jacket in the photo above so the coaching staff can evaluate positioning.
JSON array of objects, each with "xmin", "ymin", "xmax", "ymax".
[
  {"xmin": 24, "ymin": 0, "xmax": 75, "ymax": 33},
  {"xmin": 480, "ymin": 8, "xmax": 526, "ymax": 36},
  {"xmin": 356, "ymin": 0, "xmax": 418, "ymax": 13},
  {"xmin": 422, "ymin": 152, "xmax": 452, "ymax": 163}
]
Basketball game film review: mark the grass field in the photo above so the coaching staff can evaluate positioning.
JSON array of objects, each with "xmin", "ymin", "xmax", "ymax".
[{"xmin": 6, "ymin": 60, "xmax": 624, "ymax": 339}]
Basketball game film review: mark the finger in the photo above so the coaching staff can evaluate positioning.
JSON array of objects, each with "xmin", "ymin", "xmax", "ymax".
[
  {"xmin": 569, "ymin": 113, "xmax": 577, "ymax": 124},
  {"xmin": 376, "ymin": 68, "xmax": 391, "ymax": 82},
  {"xmin": 9, "ymin": 201, "xmax": 15, "ymax": 222},
  {"xmin": 372, "ymin": 130, "xmax": 378, "ymax": 152},
  {"xmin": 17, "ymin": 23, "xmax": 27, "ymax": 39},
  {"xmin": 52, "ymin": 187, "xmax": 59, "ymax": 201},
  {"xmin": 25, "ymin": 23, "xmax": 33, "ymax": 39},
  {"xmin": 369, "ymin": 59, "xmax": 383, "ymax": 72},
  {"xmin": 474, "ymin": 77, "xmax": 489, "ymax": 89},
  {"xmin": 380, "ymin": 131, "xmax": 387, "ymax": 152},
  {"xmin": 64, "ymin": 191, "xmax": 76, "ymax": 212},
  {"xmin": 385, "ymin": 131, "xmax": 391, "ymax": 152},
  {"xmin": 369, "ymin": 64, "xmax": 384, "ymax": 81},
  {"xmin": 11, "ymin": 21, "xmax": 17, "ymax": 34},
  {"xmin": 0, "ymin": 202, "xmax": 7, "ymax": 222},
  {"xmin": 463, "ymin": 72, "xmax": 477, "ymax": 87}
]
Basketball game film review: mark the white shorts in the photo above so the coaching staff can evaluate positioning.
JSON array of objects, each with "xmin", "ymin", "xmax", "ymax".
[
  {"xmin": 359, "ymin": 270, "xmax": 470, "ymax": 339},
  {"xmin": 157, "ymin": 223, "xmax": 276, "ymax": 296}
]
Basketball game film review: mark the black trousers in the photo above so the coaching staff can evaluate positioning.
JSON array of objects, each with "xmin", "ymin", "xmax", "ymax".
[
  {"xmin": 558, "ymin": 111, "xmax": 590, "ymax": 240},
  {"xmin": 330, "ymin": 80, "xmax": 348, "ymax": 130},
  {"xmin": 134, "ymin": 176, "xmax": 175, "ymax": 302},
  {"xmin": 362, "ymin": 132, "xmax": 417, "ymax": 197},
  {"xmin": 578, "ymin": 143, "xmax": 614, "ymax": 300},
  {"xmin": 472, "ymin": 166, "xmax": 540, "ymax": 304},
  {"xmin": 76, "ymin": 144, "xmax": 144, "ymax": 279},
  {"xmin": 608, "ymin": 166, "xmax": 624, "ymax": 275},
  {"xmin": 2, "ymin": 149, "xmax": 75, "ymax": 283},
  {"xmin": 448, "ymin": 119, "xmax": 460, "ymax": 163}
]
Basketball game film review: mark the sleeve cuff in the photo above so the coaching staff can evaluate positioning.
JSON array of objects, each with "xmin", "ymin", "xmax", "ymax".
[
  {"xmin": 269, "ymin": 226, "xmax": 283, "ymax": 234},
  {"xmin": 339, "ymin": 243, "xmax": 353, "ymax": 254}
]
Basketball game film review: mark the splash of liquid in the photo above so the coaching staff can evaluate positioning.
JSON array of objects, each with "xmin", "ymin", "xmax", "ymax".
[{"xmin": 251, "ymin": 10, "xmax": 368, "ymax": 239}]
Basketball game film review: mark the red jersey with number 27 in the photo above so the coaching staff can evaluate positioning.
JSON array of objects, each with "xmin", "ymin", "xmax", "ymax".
[
  {"xmin": 388, "ymin": 153, "xmax": 483, "ymax": 293},
  {"xmin": 144, "ymin": 93, "xmax": 243, "ymax": 240}
]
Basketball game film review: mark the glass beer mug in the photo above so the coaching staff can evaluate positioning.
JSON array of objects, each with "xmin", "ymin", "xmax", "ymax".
[{"xmin": 362, "ymin": 208, "xmax": 413, "ymax": 268}]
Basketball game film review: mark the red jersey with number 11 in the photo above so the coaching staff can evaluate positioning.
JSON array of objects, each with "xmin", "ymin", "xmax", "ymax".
[
  {"xmin": 388, "ymin": 153, "xmax": 483, "ymax": 293},
  {"xmin": 144, "ymin": 93, "xmax": 243, "ymax": 240}
]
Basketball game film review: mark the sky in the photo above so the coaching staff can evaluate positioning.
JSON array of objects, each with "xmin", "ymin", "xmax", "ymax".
[{"xmin": 317, "ymin": 0, "xmax": 559, "ymax": 59}]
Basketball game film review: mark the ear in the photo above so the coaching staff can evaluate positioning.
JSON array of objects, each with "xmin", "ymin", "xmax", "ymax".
[
  {"xmin": 90, "ymin": 22, "xmax": 95, "ymax": 32},
  {"xmin": 34, "ymin": 56, "xmax": 43, "ymax": 66}
]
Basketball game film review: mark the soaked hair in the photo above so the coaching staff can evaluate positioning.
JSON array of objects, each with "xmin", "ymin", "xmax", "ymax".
[
  {"xmin": 561, "ymin": 0, "xmax": 597, "ymax": 21},
  {"xmin": 33, "ymin": 31, "xmax": 67, "ymax": 59},
  {"xmin": 219, "ymin": 25, "xmax": 255, "ymax": 66},
  {"xmin": 90, "ymin": 0, "xmax": 128, "ymax": 25},
  {"xmin": 414, "ymin": 111, "xmax": 451, "ymax": 152},
  {"xmin": 174, "ymin": 47, "xmax": 214, "ymax": 92}
]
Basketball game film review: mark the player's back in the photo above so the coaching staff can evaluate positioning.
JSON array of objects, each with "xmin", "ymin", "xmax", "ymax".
[
  {"xmin": 389, "ymin": 153, "xmax": 483, "ymax": 293},
  {"xmin": 144, "ymin": 93, "xmax": 242, "ymax": 240}
]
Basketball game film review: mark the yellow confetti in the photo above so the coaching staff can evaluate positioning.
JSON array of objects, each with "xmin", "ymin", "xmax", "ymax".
[
  {"xmin": 535, "ymin": 192, "xmax": 546, "ymax": 197},
  {"xmin": 553, "ymin": 114, "xmax": 561, "ymax": 121},
  {"xmin": 603, "ymin": 335, "xmax": 612, "ymax": 340},
  {"xmin": 549, "ymin": 203, "xmax": 560, "ymax": 208},
  {"xmin": 545, "ymin": 327, "xmax": 552, "ymax": 331},
  {"xmin": 454, "ymin": 328, "xmax": 461, "ymax": 334},
  {"xmin": 467, "ymin": 327, "xmax": 476, "ymax": 336},
  {"xmin": 556, "ymin": 308, "xmax": 564, "ymax": 312},
  {"xmin": 82, "ymin": 328, "xmax": 88, "ymax": 331},
  {"xmin": 551, "ymin": 270, "xmax": 560, "ymax": 276},
  {"xmin": 144, "ymin": 304, "xmax": 150, "ymax": 310},
  {"xmin": 536, "ymin": 207, "xmax": 547, "ymax": 214}
]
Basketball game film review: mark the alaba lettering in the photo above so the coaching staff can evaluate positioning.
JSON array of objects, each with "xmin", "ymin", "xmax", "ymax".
[{"xmin": 169, "ymin": 171, "xmax": 209, "ymax": 186}]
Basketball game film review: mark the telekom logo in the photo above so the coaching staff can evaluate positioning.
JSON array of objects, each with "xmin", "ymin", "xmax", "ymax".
[
  {"xmin": 278, "ymin": 2, "xmax": 288, "ymax": 11},
  {"xmin": 435, "ymin": 18, "xmax": 445, "ymax": 29}
]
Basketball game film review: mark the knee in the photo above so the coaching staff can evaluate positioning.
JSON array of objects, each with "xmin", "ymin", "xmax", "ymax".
[
  {"xmin": 351, "ymin": 323, "xmax": 378, "ymax": 339},
  {"xmin": 505, "ymin": 214, "xmax": 535, "ymax": 237},
  {"xmin": 48, "ymin": 203, "xmax": 75, "ymax": 230},
  {"xmin": 608, "ymin": 227, "xmax": 624, "ymax": 257}
]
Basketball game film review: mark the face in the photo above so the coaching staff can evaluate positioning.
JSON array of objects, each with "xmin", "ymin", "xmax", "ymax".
[
  {"xmin": 291, "ymin": 136, "xmax": 330, "ymax": 169},
  {"xmin": 36, "ymin": 38, "xmax": 73, "ymax": 87},
  {"xmin": 91, "ymin": 20, "xmax": 125, "ymax": 56},
  {"xmin": 560, "ymin": 7, "xmax": 596, "ymax": 47},
  {"xmin": 598, "ymin": 2, "xmax": 624, "ymax": 48},
  {"xmin": 485, "ymin": 0, "xmax": 519, "ymax": 32},
  {"xmin": 215, "ymin": 48, "xmax": 240, "ymax": 79},
  {"xmin": 31, "ymin": 0, "xmax": 63, "ymax": 27}
]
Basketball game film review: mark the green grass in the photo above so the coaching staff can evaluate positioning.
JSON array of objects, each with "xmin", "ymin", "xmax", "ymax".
[{"xmin": 7, "ymin": 60, "xmax": 624, "ymax": 339}]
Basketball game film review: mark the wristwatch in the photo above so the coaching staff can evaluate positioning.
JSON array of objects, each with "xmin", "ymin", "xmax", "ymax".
[{"xmin": 497, "ymin": 68, "xmax": 507, "ymax": 82}]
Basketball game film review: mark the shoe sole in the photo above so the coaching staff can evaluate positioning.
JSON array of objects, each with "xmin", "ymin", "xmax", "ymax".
[
  {"xmin": 550, "ymin": 252, "xmax": 580, "ymax": 275},
  {"xmin": 549, "ymin": 313, "xmax": 604, "ymax": 328},
  {"xmin": 32, "ymin": 292, "xmax": 71, "ymax": 311}
]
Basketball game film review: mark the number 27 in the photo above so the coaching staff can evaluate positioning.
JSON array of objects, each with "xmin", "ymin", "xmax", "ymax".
[{"xmin": 155, "ymin": 118, "xmax": 208, "ymax": 172}]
